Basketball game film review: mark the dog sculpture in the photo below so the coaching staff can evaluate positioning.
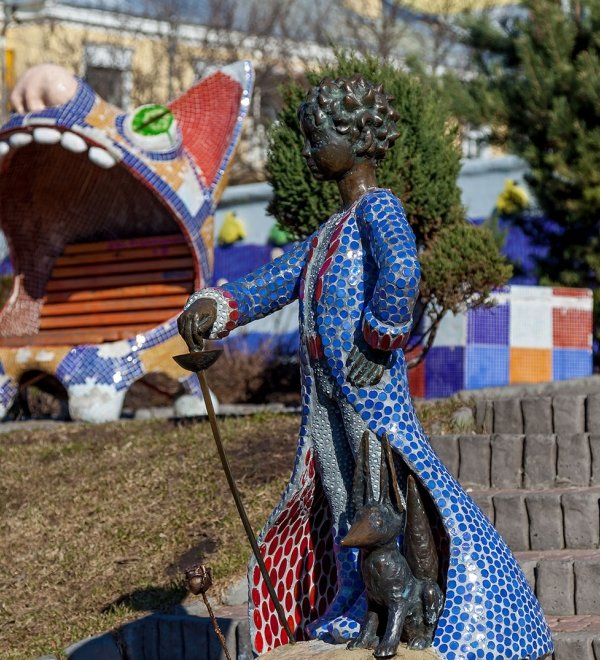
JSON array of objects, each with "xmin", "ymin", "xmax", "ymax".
[{"xmin": 342, "ymin": 431, "xmax": 444, "ymax": 658}]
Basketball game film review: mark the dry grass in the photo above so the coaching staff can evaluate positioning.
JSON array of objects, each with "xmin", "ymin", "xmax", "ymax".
[
  {"xmin": 0, "ymin": 397, "xmax": 468, "ymax": 659},
  {"xmin": 0, "ymin": 414, "xmax": 299, "ymax": 659},
  {"xmin": 415, "ymin": 395, "xmax": 475, "ymax": 435}
]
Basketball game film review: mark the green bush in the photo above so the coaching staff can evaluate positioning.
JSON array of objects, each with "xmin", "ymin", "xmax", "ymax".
[
  {"xmin": 266, "ymin": 51, "xmax": 512, "ymax": 360},
  {"xmin": 441, "ymin": 0, "xmax": 600, "ymax": 341}
]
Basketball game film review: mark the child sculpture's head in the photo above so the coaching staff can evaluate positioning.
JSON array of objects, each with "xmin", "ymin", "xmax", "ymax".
[{"xmin": 298, "ymin": 74, "xmax": 399, "ymax": 182}]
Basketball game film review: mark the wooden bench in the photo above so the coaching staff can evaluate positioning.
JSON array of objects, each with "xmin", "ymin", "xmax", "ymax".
[{"xmin": 5, "ymin": 234, "xmax": 195, "ymax": 346}]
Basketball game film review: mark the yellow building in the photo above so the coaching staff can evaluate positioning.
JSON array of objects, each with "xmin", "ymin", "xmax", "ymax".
[
  {"xmin": 2, "ymin": 0, "xmax": 517, "ymax": 119},
  {"xmin": 1, "ymin": 0, "xmax": 338, "ymax": 119}
]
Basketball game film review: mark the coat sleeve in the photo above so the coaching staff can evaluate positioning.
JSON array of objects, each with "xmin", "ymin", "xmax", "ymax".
[
  {"xmin": 358, "ymin": 189, "xmax": 420, "ymax": 351},
  {"xmin": 184, "ymin": 235, "xmax": 313, "ymax": 339}
]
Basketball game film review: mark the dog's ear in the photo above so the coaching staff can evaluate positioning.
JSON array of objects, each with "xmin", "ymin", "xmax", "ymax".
[
  {"xmin": 353, "ymin": 430, "xmax": 374, "ymax": 511},
  {"xmin": 404, "ymin": 474, "xmax": 438, "ymax": 581},
  {"xmin": 382, "ymin": 433, "xmax": 405, "ymax": 512}
]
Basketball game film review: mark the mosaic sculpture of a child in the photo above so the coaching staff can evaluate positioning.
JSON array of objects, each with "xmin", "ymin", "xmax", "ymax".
[{"xmin": 178, "ymin": 75, "xmax": 553, "ymax": 659}]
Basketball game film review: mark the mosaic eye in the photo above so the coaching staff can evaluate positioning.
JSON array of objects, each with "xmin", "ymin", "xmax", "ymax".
[{"xmin": 124, "ymin": 104, "xmax": 181, "ymax": 153}]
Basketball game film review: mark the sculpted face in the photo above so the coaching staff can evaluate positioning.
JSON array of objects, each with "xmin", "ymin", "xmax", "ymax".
[{"xmin": 300, "ymin": 113, "xmax": 355, "ymax": 181}]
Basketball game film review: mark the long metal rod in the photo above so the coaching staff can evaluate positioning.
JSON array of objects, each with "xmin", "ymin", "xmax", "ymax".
[
  {"xmin": 196, "ymin": 370, "xmax": 295, "ymax": 644},
  {"xmin": 202, "ymin": 591, "xmax": 232, "ymax": 660}
]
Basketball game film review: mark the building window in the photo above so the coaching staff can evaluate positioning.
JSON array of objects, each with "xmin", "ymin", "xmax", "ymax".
[{"xmin": 84, "ymin": 44, "xmax": 133, "ymax": 108}]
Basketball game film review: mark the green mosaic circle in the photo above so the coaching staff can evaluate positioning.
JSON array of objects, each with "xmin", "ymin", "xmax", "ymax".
[{"xmin": 131, "ymin": 105, "xmax": 174, "ymax": 136}]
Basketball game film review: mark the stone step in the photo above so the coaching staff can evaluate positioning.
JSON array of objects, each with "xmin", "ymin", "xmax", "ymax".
[
  {"xmin": 514, "ymin": 549, "xmax": 600, "ymax": 617},
  {"xmin": 429, "ymin": 433, "xmax": 600, "ymax": 490},
  {"xmin": 474, "ymin": 393, "xmax": 600, "ymax": 436},
  {"xmin": 468, "ymin": 486, "xmax": 600, "ymax": 552},
  {"xmin": 548, "ymin": 615, "xmax": 600, "ymax": 660}
]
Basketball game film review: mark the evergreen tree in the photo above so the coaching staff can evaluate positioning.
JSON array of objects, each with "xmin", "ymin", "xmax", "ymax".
[
  {"xmin": 267, "ymin": 51, "xmax": 512, "ymax": 364},
  {"xmin": 445, "ymin": 0, "xmax": 600, "ymax": 330}
]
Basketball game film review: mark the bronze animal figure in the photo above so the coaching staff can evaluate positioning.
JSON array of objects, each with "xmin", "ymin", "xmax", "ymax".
[{"xmin": 342, "ymin": 431, "xmax": 444, "ymax": 658}]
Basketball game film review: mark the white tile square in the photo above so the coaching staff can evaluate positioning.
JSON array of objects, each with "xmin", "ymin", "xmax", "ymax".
[
  {"xmin": 510, "ymin": 300, "xmax": 552, "ymax": 348},
  {"xmin": 434, "ymin": 310, "xmax": 467, "ymax": 347}
]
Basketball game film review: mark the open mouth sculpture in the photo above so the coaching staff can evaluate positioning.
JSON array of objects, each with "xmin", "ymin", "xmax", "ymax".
[{"xmin": 0, "ymin": 61, "xmax": 253, "ymax": 422}]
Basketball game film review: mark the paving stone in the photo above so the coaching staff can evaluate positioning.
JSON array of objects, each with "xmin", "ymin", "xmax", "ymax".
[
  {"xmin": 492, "ymin": 397, "xmax": 523, "ymax": 434},
  {"xmin": 475, "ymin": 399, "xmax": 494, "ymax": 434},
  {"xmin": 586, "ymin": 393, "xmax": 600, "ymax": 433},
  {"xmin": 552, "ymin": 633, "xmax": 595, "ymax": 660},
  {"xmin": 490, "ymin": 434, "xmax": 524, "ymax": 488},
  {"xmin": 222, "ymin": 577, "xmax": 248, "ymax": 606},
  {"xmin": 493, "ymin": 492, "xmax": 529, "ymax": 551},
  {"xmin": 524, "ymin": 434, "xmax": 557, "ymax": 488},
  {"xmin": 458, "ymin": 435, "xmax": 490, "ymax": 488},
  {"xmin": 526, "ymin": 491, "xmax": 564, "ymax": 551},
  {"xmin": 470, "ymin": 491, "xmax": 494, "ymax": 523},
  {"xmin": 556, "ymin": 434, "xmax": 591, "ymax": 487},
  {"xmin": 517, "ymin": 557, "xmax": 537, "ymax": 591},
  {"xmin": 428, "ymin": 435, "xmax": 459, "ymax": 479},
  {"xmin": 535, "ymin": 557, "xmax": 575, "ymax": 616},
  {"xmin": 589, "ymin": 435, "xmax": 600, "ymax": 487},
  {"xmin": 574, "ymin": 558, "xmax": 600, "ymax": 615},
  {"xmin": 554, "ymin": 395, "xmax": 586, "ymax": 435},
  {"xmin": 522, "ymin": 397, "xmax": 553, "ymax": 434},
  {"xmin": 562, "ymin": 490, "xmax": 600, "ymax": 550},
  {"xmin": 236, "ymin": 619, "xmax": 253, "ymax": 660},
  {"xmin": 65, "ymin": 632, "xmax": 122, "ymax": 660}
]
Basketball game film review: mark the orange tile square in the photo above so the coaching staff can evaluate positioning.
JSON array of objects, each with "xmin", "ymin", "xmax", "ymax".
[{"xmin": 510, "ymin": 348, "xmax": 552, "ymax": 384}]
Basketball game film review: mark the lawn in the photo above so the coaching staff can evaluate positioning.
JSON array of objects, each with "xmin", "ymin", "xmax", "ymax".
[
  {"xmin": 0, "ymin": 414, "xmax": 299, "ymax": 659},
  {"xmin": 0, "ymin": 399, "xmax": 467, "ymax": 658}
]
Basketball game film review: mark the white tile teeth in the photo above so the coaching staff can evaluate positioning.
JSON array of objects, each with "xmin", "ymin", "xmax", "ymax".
[
  {"xmin": 88, "ymin": 145, "xmax": 117, "ymax": 169},
  {"xmin": 33, "ymin": 127, "xmax": 61, "ymax": 144},
  {"xmin": 8, "ymin": 132, "xmax": 33, "ymax": 148},
  {"xmin": 0, "ymin": 142, "xmax": 9, "ymax": 157},
  {"xmin": 60, "ymin": 131, "xmax": 88, "ymax": 153}
]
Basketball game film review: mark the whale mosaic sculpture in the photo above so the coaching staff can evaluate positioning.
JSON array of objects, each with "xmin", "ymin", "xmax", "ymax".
[{"xmin": 0, "ymin": 61, "xmax": 253, "ymax": 421}]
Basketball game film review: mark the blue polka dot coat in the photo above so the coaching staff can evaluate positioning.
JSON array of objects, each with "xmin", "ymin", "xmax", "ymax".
[{"xmin": 199, "ymin": 188, "xmax": 553, "ymax": 659}]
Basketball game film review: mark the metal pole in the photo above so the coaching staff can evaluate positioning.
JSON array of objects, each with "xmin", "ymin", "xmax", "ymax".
[{"xmin": 195, "ymin": 369, "xmax": 295, "ymax": 644}]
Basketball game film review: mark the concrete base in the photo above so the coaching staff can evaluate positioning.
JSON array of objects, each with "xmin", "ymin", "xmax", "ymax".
[{"xmin": 259, "ymin": 639, "xmax": 437, "ymax": 659}]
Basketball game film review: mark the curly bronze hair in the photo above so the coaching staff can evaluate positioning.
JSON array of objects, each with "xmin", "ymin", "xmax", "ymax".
[{"xmin": 299, "ymin": 74, "xmax": 400, "ymax": 161}]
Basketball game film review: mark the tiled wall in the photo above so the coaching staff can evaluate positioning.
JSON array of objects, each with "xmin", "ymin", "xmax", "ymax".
[{"xmin": 407, "ymin": 286, "xmax": 593, "ymax": 398}]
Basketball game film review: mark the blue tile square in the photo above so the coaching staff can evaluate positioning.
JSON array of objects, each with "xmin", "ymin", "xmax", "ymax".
[
  {"xmin": 467, "ymin": 304, "xmax": 510, "ymax": 345},
  {"xmin": 424, "ymin": 346, "xmax": 465, "ymax": 398},
  {"xmin": 552, "ymin": 348, "xmax": 592, "ymax": 381},
  {"xmin": 466, "ymin": 345, "xmax": 510, "ymax": 390}
]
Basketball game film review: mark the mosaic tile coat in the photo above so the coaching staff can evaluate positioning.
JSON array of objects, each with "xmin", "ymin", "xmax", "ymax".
[
  {"xmin": 189, "ymin": 188, "xmax": 553, "ymax": 659},
  {"xmin": 0, "ymin": 62, "xmax": 254, "ymax": 421}
]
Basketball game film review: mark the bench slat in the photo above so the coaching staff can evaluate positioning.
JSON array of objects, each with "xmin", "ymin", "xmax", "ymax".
[
  {"xmin": 62, "ymin": 234, "xmax": 186, "ymax": 255},
  {"xmin": 40, "ymin": 309, "xmax": 181, "ymax": 330},
  {"xmin": 0, "ymin": 325, "xmax": 155, "ymax": 346},
  {"xmin": 46, "ymin": 269, "xmax": 195, "ymax": 293},
  {"xmin": 55, "ymin": 244, "xmax": 191, "ymax": 267},
  {"xmin": 51, "ymin": 256, "xmax": 194, "ymax": 279},
  {"xmin": 41, "ymin": 294, "xmax": 188, "ymax": 317},
  {"xmin": 45, "ymin": 282, "xmax": 195, "ymax": 304}
]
